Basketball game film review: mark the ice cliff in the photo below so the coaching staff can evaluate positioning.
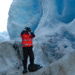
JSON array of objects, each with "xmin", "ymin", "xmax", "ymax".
[
  {"xmin": 7, "ymin": 0, "xmax": 42, "ymax": 40},
  {"xmin": 7, "ymin": 0, "xmax": 75, "ymax": 60},
  {"xmin": 7, "ymin": 0, "xmax": 75, "ymax": 39},
  {"xmin": 0, "ymin": 0, "xmax": 75, "ymax": 74}
]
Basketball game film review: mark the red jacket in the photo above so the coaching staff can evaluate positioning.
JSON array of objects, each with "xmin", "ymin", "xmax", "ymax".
[{"xmin": 21, "ymin": 30, "xmax": 35, "ymax": 47}]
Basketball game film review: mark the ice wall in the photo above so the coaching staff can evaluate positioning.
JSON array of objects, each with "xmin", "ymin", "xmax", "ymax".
[
  {"xmin": 56, "ymin": 0, "xmax": 75, "ymax": 23},
  {"xmin": 7, "ymin": 0, "xmax": 42, "ymax": 39},
  {"xmin": 7, "ymin": 0, "xmax": 75, "ymax": 39},
  {"xmin": 7, "ymin": 0, "xmax": 75, "ymax": 60},
  {"xmin": 35, "ymin": 0, "xmax": 75, "ymax": 61},
  {"xmin": 1, "ymin": 0, "xmax": 75, "ymax": 74},
  {"xmin": 35, "ymin": 0, "xmax": 75, "ymax": 35}
]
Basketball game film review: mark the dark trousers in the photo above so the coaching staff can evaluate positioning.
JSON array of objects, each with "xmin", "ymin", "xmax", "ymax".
[{"xmin": 22, "ymin": 46, "xmax": 34, "ymax": 70}]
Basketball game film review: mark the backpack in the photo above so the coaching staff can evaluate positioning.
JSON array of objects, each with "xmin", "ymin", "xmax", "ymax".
[{"xmin": 28, "ymin": 64, "xmax": 43, "ymax": 72}]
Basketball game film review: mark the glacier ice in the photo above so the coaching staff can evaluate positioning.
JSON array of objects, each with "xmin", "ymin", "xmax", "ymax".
[
  {"xmin": 7, "ymin": 0, "xmax": 75, "ymax": 62},
  {"xmin": 0, "ymin": 41, "xmax": 22, "ymax": 74},
  {"xmin": 35, "ymin": 0, "xmax": 75, "ymax": 61},
  {"xmin": 0, "ymin": 41, "xmax": 50, "ymax": 75},
  {"xmin": 7, "ymin": 0, "xmax": 42, "ymax": 39},
  {"xmin": 7, "ymin": 0, "xmax": 75, "ymax": 39},
  {"xmin": 0, "ymin": 31, "xmax": 10, "ymax": 42},
  {"xmin": 4, "ymin": 51, "xmax": 75, "ymax": 75},
  {"xmin": 0, "ymin": 0, "xmax": 75, "ymax": 74}
]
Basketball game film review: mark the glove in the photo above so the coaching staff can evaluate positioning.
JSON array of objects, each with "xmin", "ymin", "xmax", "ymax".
[{"xmin": 28, "ymin": 28, "xmax": 32, "ymax": 32}]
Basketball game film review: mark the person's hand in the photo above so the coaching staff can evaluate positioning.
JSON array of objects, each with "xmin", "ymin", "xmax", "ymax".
[{"xmin": 28, "ymin": 28, "xmax": 32, "ymax": 32}]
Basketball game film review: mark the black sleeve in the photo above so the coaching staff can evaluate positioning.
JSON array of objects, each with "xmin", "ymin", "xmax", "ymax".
[
  {"xmin": 21, "ymin": 30, "xmax": 25, "ymax": 35},
  {"xmin": 31, "ymin": 32, "xmax": 35, "ymax": 37}
]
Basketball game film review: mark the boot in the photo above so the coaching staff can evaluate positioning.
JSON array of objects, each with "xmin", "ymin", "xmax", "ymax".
[
  {"xmin": 23, "ymin": 69, "xmax": 27, "ymax": 74},
  {"xmin": 22, "ymin": 60, "xmax": 27, "ymax": 74}
]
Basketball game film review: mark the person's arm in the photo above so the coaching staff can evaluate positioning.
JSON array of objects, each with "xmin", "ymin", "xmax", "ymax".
[
  {"xmin": 31, "ymin": 31, "xmax": 35, "ymax": 37},
  {"xmin": 21, "ymin": 30, "xmax": 25, "ymax": 35},
  {"xmin": 28, "ymin": 28, "xmax": 35, "ymax": 38}
]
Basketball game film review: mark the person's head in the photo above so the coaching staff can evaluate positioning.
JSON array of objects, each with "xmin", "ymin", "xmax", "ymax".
[{"xmin": 25, "ymin": 27, "xmax": 31, "ymax": 33}]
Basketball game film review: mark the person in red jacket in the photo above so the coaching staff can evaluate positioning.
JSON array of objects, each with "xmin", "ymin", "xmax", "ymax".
[{"xmin": 21, "ymin": 27, "xmax": 35, "ymax": 74}]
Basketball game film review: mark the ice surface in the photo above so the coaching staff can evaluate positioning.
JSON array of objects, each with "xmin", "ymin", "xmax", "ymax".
[
  {"xmin": 0, "ymin": 42, "xmax": 22, "ymax": 74},
  {"xmin": 2, "ymin": 0, "xmax": 75, "ymax": 74},
  {"xmin": 34, "ymin": 0, "xmax": 75, "ymax": 61},
  {"xmin": 5, "ymin": 51, "xmax": 75, "ymax": 75},
  {"xmin": 0, "ymin": 41, "xmax": 50, "ymax": 75},
  {"xmin": 7, "ymin": 0, "xmax": 75, "ymax": 64},
  {"xmin": 0, "ymin": 31, "xmax": 10, "ymax": 42}
]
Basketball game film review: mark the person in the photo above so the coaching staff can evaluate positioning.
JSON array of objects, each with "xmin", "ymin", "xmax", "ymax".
[{"xmin": 21, "ymin": 27, "xmax": 35, "ymax": 74}]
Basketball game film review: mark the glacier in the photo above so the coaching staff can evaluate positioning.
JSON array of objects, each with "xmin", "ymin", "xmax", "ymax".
[
  {"xmin": 7, "ymin": 0, "xmax": 75, "ymax": 39},
  {"xmin": 0, "ymin": 31, "xmax": 10, "ymax": 42},
  {"xmin": 7, "ymin": 0, "xmax": 42, "ymax": 39},
  {"xmin": 7, "ymin": 0, "xmax": 75, "ymax": 60},
  {"xmin": 0, "ymin": 0, "xmax": 75, "ymax": 74}
]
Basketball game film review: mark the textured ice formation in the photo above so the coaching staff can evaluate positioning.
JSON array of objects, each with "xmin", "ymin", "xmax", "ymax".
[
  {"xmin": 7, "ymin": 0, "xmax": 75, "ymax": 63},
  {"xmin": 0, "ymin": 31, "xmax": 10, "ymax": 42},
  {"xmin": 7, "ymin": 0, "xmax": 42, "ymax": 39}
]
